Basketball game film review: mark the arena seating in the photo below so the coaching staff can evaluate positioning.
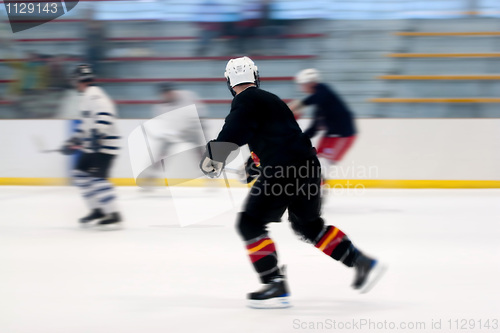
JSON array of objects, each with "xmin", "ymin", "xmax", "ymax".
[
  {"xmin": 2, "ymin": 11, "xmax": 500, "ymax": 118},
  {"xmin": 372, "ymin": 19, "xmax": 500, "ymax": 117}
]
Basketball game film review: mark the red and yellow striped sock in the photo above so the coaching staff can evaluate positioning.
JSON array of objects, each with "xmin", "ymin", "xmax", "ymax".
[
  {"xmin": 314, "ymin": 225, "xmax": 360, "ymax": 267},
  {"xmin": 247, "ymin": 237, "xmax": 276, "ymax": 263},
  {"xmin": 246, "ymin": 236, "xmax": 279, "ymax": 283},
  {"xmin": 315, "ymin": 226, "xmax": 346, "ymax": 256}
]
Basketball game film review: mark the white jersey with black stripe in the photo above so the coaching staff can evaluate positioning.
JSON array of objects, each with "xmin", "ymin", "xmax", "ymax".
[{"xmin": 74, "ymin": 86, "xmax": 121, "ymax": 155}]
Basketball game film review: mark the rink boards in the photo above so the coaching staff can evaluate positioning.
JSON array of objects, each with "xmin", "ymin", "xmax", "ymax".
[{"xmin": 0, "ymin": 118, "xmax": 499, "ymax": 188}]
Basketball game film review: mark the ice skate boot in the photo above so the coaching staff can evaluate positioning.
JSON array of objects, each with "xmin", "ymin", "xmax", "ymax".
[
  {"xmin": 96, "ymin": 212, "xmax": 123, "ymax": 230},
  {"xmin": 247, "ymin": 272, "xmax": 291, "ymax": 309},
  {"xmin": 352, "ymin": 254, "xmax": 386, "ymax": 293},
  {"xmin": 79, "ymin": 208, "xmax": 105, "ymax": 226}
]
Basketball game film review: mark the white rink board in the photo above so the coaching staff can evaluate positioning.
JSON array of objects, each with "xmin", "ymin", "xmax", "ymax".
[
  {"xmin": 0, "ymin": 119, "xmax": 499, "ymax": 181},
  {"xmin": 0, "ymin": 120, "xmax": 68, "ymax": 178}
]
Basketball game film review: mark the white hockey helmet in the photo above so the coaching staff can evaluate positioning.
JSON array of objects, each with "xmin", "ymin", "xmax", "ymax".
[
  {"xmin": 295, "ymin": 68, "xmax": 321, "ymax": 85},
  {"xmin": 224, "ymin": 56, "xmax": 260, "ymax": 96}
]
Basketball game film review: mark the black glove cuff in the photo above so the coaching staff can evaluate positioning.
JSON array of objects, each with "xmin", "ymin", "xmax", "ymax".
[{"xmin": 206, "ymin": 140, "xmax": 239, "ymax": 163}]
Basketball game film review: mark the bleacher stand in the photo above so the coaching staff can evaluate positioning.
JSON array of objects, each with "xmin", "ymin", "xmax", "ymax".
[{"xmin": 1, "ymin": 0, "xmax": 500, "ymax": 118}]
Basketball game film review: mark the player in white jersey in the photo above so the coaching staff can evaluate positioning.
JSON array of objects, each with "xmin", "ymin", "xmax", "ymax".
[
  {"xmin": 62, "ymin": 64, "xmax": 122, "ymax": 228},
  {"xmin": 152, "ymin": 83, "xmax": 207, "ymax": 119},
  {"xmin": 137, "ymin": 83, "xmax": 207, "ymax": 188},
  {"xmin": 151, "ymin": 83, "xmax": 207, "ymax": 148}
]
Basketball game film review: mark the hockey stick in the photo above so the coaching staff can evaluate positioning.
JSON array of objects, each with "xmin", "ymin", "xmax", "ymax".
[
  {"xmin": 224, "ymin": 167, "xmax": 255, "ymax": 186},
  {"xmin": 224, "ymin": 167, "xmax": 245, "ymax": 176},
  {"xmin": 32, "ymin": 135, "xmax": 62, "ymax": 153},
  {"xmin": 221, "ymin": 169, "xmax": 236, "ymax": 207}
]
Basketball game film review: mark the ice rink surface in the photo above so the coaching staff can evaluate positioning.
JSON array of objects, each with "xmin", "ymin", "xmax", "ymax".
[{"xmin": 1, "ymin": 186, "xmax": 499, "ymax": 333}]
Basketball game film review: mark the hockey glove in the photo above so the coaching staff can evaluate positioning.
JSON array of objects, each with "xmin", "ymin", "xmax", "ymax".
[
  {"xmin": 199, "ymin": 140, "xmax": 240, "ymax": 178},
  {"xmin": 200, "ymin": 140, "xmax": 226, "ymax": 178},
  {"xmin": 200, "ymin": 154, "xmax": 224, "ymax": 178},
  {"xmin": 61, "ymin": 137, "xmax": 82, "ymax": 155}
]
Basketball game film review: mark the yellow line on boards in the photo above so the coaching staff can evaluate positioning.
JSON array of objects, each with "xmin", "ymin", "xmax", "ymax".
[
  {"xmin": 0, "ymin": 178, "xmax": 69, "ymax": 186},
  {"xmin": 1, "ymin": 178, "xmax": 500, "ymax": 189},
  {"xmin": 324, "ymin": 179, "xmax": 500, "ymax": 189}
]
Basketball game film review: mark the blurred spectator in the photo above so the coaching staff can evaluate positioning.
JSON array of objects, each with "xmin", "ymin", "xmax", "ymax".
[
  {"xmin": 7, "ymin": 52, "xmax": 48, "ymax": 98},
  {"xmin": 43, "ymin": 54, "xmax": 70, "ymax": 118},
  {"xmin": 195, "ymin": 0, "xmax": 224, "ymax": 56},
  {"xmin": 5, "ymin": 53, "xmax": 71, "ymax": 118},
  {"xmin": 233, "ymin": 0, "xmax": 264, "ymax": 55},
  {"xmin": 5, "ymin": 52, "xmax": 51, "ymax": 117},
  {"xmin": 0, "ymin": 19, "xmax": 13, "ymax": 102},
  {"xmin": 46, "ymin": 55, "xmax": 69, "ymax": 91},
  {"xmin": 0, "ymin": 19, "xmax": 12, "ymax": 61},
  {"xmin": 259, "ymin": 0, "xmax": 287, "ymax": 54},
  {"xmin": 466, "ymin": 0, "xmax": 479, "ymax": 14},
  {"xmin": 84, "ymin": 8, "xmax": 106, "ymax": 76},
  {"xmin": 228, "ymin": 0, "xmax": 286, "ymax": 56}
]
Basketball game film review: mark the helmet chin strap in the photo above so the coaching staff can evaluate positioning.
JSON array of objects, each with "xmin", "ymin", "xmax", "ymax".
[
  {"xmin": 254, "ymin": 70, "xmax": 260, "ymax": 89},
  {"xmin": 227, "ymin": 79, "xmax": 237, "ymax": 97}
]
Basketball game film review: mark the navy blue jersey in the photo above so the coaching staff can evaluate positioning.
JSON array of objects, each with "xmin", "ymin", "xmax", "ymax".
[{"xmin": 302, "ymin": 83, "xmax": 356, "ymax": 138}]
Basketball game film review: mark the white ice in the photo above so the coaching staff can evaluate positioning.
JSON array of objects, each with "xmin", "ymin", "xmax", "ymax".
[{"xmin": 1, "ymin": 186, "xmax": 499, "ymax": 333}]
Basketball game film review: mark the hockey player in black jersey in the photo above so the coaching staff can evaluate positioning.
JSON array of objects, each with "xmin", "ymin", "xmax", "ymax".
[
  {"xmin": 62, "ymin": 64, "xmax": 122, "ymax": 229},
  {"xmin": 200, "ymin": 57, "xmax": 385, "ymax": 308}
]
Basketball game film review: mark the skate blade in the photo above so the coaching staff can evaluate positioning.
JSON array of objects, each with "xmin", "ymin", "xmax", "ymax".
[
  {"xmin": 359, "ymin": 261, "xmax": 387, "ymax": 294},
  {"xmin": 247, "ymin": 296, "xmax": 292, "ymax": 309},
  {"xmin": 96, "ymin": 222, "xmax": 123, "ymax": 231},
  {"xmin": 79, "ymin": 222, "xmax": 96, "ymax": 229}
]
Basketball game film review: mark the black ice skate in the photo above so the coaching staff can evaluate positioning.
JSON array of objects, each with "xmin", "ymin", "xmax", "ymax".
[
  {"xmin": 96, "ymin": 212, "xmax": 123, "ymax": 230},
  {"xmin": 247, "ymin": 274, "xmax": 291, "ymax": 309},
  {"xmin": 352, "ymin": 254, "xmax": 387, "ymax": 294},
  {"xmin": 79, "ymin": 208, "xmax": 105, "ymax": 225}
]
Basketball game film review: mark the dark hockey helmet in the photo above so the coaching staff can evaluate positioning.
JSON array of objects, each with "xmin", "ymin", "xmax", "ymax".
[
  {"xmin": 158, "ymin": 82, "xmax": 176, "ymax": 93},
  {"xmin": 72, "ymin": 63, "xmax": 95, "ymax": 83}
]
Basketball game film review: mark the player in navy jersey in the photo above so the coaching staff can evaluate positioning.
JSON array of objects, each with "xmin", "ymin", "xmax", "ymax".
[{"xmin": 289, "ymin": 69, "xmax": 357, "ymax": 181}]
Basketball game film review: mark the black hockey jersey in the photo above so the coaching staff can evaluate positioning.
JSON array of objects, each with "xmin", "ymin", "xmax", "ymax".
[{"xmin": 216, "ymin": 87, "xmax": 314, "ymax": 167}]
